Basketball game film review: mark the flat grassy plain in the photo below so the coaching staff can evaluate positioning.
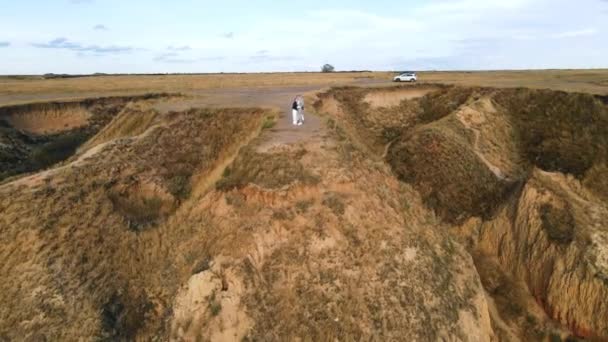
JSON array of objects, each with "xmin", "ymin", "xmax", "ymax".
[
  {"xmin": 0, "ymin": 72, "xmax": 390, "ymax": 105},
  {"xmin": 419, "ymin": 69, "xmax": 608, "ymax": 95},
  {"xmin": 1, "ymin": 69, "xmax": 607, "ymax": 106}
]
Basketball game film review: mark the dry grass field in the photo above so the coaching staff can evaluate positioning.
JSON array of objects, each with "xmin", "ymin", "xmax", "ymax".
[
  {"xmin": 418, "ymin": 69, "xmax": 608, "ymax": 95},
  {"xmin": 1, "ymin": 69, "xmax": 607, "ymax": 106},
  {"xmin": 0, "ymin": 72, "xmax": 390, "ymax": 105}
]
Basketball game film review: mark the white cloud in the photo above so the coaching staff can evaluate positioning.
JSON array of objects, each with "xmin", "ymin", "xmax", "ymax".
[
  {"xmin": 552, "ymin": 28, "xmax": 597, "ymax": 38},
  {"xmin": 420, "ymin": 0, "xmax": 530, "ymax": 14},
  {"xmin": 167, "ymin": 45, "xmax": 191, "ymax": 51},
  {"xmin": 2, "ymin": 0, "xmax": 607, "ymax": 73}
]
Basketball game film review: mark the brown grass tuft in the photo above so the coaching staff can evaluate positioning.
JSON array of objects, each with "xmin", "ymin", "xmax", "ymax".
[
  {"xmin": 494, "ymin": 88, "xmax": 608, "ymax": 177},
  {"xmin": 387, "ymin": 124, "xmax": 514, "ymax": 223},
  {"xmin": 539, "ymin": 203, "xmax": 575, "ymax": 244},
  {"xmin": 216, "ymin": 147, "xmax": 320, "ymax": 191}
]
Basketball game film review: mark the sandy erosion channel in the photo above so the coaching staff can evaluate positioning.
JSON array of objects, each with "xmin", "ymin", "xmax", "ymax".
[{"xmin": 316, "ymin": 84, "xmax": 608, "ymax": 340}]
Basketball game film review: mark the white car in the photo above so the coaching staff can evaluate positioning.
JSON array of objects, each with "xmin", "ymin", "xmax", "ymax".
[{"xmin": 393, "ymin": 72, "xmax": 417, "ymax": 82}]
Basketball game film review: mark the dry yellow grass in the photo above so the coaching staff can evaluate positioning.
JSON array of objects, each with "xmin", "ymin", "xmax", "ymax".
[
  {"xmin": 1, "ymin": 69, "xmax": 607, "ymax": 107},
  {"xmin": 0, "ymin": 72, "xmax": 391, "ymax": 105},
  {"xmin": 0, "ymin": 105, "xmax": 269, "ymax": 340},
  {"xmin": 417, "ymin": 69, "xmax": 608, "ymax": 95}
]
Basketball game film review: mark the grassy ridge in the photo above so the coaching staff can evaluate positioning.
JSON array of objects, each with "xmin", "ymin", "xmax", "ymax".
[
  {"xmin": 0, "ymin": 106, "xmax": 268, "ymax": 340},
  {"xmin": 316, "ymin": 85, "xmax": 608, "ymax": 222}
]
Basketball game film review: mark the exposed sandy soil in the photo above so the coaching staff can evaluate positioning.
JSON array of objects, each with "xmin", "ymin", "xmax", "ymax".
[{"xmin": 3, "ymin": 105, "xmax": 90, "ymax": 134}]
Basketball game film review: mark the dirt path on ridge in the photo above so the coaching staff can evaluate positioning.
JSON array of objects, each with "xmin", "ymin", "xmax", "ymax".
[{"xmin": 153, "ymin": 85, "xmax": 328, "ymax": 151}]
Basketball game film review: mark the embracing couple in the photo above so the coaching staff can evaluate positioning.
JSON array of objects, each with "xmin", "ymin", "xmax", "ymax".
[{"xmin": 291, "ymin": 95, "xmax": 305, "ymax": 126}]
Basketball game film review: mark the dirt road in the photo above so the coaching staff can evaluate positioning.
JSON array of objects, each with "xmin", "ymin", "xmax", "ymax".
[{"xmin": 152, "ymin": 84, "xmax": 334, "ymax": 151}]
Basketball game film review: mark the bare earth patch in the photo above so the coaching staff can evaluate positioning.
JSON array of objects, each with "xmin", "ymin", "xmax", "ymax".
[{"xmin": 2, "ymin": 105, "xmax": 90, "ymax": 134}]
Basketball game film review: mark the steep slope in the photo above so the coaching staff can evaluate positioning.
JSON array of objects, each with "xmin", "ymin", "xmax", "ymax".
[
  {"xmin": 315, "ymin": 84, "xmax": 608, "ymax": 340},
  {"xmin": 0, "ymin": 105, "xmax": 268, "ymax": 340},
  {"xmin": 0, "ymin": 94, "xmax": 173, "ymax": 182},
  {"xmin": 475, "ymin": 169, "xmax": 608, "ymax": 338}
]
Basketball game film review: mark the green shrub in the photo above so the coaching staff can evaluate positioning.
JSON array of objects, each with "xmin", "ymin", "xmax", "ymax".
[
  {"xmin": 108, "ymin": 193, "xmax": 164, "ymax": 231},
  {"xmin": 192, "ymin": 257, "xmax": 211, "ymax": 275},
  {"xmin": 549, "ymin": 332, "xmax": 562, "ymax": 342},
  {"xmin": 539, "ymin": 204, "xmax": 575, "ymax": 244},
  {"xmin": 322, "ymin": 192, "xmax": 345, "ymax": 216},
  {"xmin": 167, "ymin": 174, "xmax": 191, "ymax": 200},
  {"xmin": 216, "ymin": 148, "xmax": 320, "ymax": 190},
  {"xmin": 208, "ymin": 291, "xmax": 222, "ymax": 316},
  {"xmin": 31, "ymin": 131, "xmax": 89, "ymax": 169},
  {"xmin": 494, "ymin": 89, "xmax": 608, "ymax": 177},
  {"xmin": 262, "ymin": 116, "xmax": 276, "ymax": 130},
  {"xmin": 321, "ymin": 64, "xmax": 335, "ymax": 73},
  {"xmin": 295, "ymin": 200, "xmax": 314, "ymax": 214},
  {"xmin": 271, "ymin": 209, "xmax": 295, "ymax": 221}
]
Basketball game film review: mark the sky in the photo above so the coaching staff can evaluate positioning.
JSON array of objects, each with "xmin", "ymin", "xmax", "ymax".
[{"xmin": 0, "ymin": 0, "xmax": 607, "ymax": 74}]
